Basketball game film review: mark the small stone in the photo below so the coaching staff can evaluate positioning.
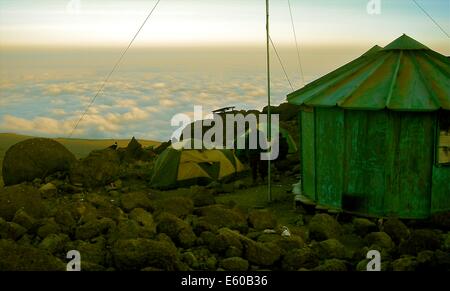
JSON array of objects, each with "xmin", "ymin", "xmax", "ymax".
[
  {"xmin": 0, "ymin": 219, "xmax": 27, "ymax": 241},
  {"xmin": 364, "ymin": 232, "xmax": 394, "ymax": 251},
  {"xmin": 282, "ymin": 247, "xmax": 319, "ymax": 271},
  {"xmin": 220, "ymin": 257, "xmax": 249, "ymax": 271},
  {"xmin": 353, "ymin": 218, "xmax": 377, "ymax": 237},
  {"xmin": 39, "ymin": 183, "xmax": 58, "ymax": 198},
  {"xmin": 248, "ymin": 210, "xmax": 277, "ymax": 230},
  {"xmin": 383, "ymin": 218, "xmax": 410, "ymax": 243},
  {"xmin": 12, "ymin": 209, "xmax": 37, "ymax": 230},
  {"xmin": 392, "ymin": 256, "xmax": 417, "ymax": 271},
  {"xmin": 309, "ymin": 213, "xmax": 342, "ymax": 241}
]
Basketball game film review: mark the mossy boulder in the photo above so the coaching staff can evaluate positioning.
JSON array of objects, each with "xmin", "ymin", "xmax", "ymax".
[
  {"xmin": 37, "ymin": 218, "xmax": 61, "ymax": 238},
  {"xmin": 209, "ymin": 228, "xmax": 244, "ymax": 254},
  {"xmin": 121, "ymin": 137, "xmax": 145, "ymax": 162},
  {"xmin": 38, "ymin": 234, "xmax": 69, "ymax": 254},
  {"xmin": 70, "ymin": 149, "xmax": 121, "ymax": 188},
  {"xmin": 399, "ymin": 229, "xmax": 441, "ymax": 255},
  {"xmin": 353, "ymin": 218, "xmax": 377, "ymax": 237},
  {"xmin": 274, "ymin": 235, "xmax": 306, "ymax": 256},
  {"xmin": 364, "ymin": 232, "xmax": 395, "ymax": 251},
  {"xmin": 75, "ymin": 218, "xmax": 115, "ymax": 241},
  {"xmin": 196, "ymin": 205, "xmax": 248, "ymax": 233},
  {"xmin": 112, "ymin": 238, "xmax": 178, "ymax": 271},
  {"xmin": 392, "ymin": 256, "xmax": 417, "ymax": 271},
  {"xmin": 2, "ymin": 138, "xmax": 76, "ymax": 186},
  {"xmin": 190, "ymin": 247, "xmax": 217, "ymax": 271},
  {"xmin": 12, "ymin": 209, "xmax": 37, "ymax": 230},
  {"xmin": 313, "ymin": 259, "xmax": 348, "ymax": 271},
  {"xmin": 0, "ymin": 219, "xmax": 27, "ymax": 241},
  {"xmin": 312, "ymin": 239, "xmax": 346, "ymax": 260},
  {"xmin": 248, "ymin": 210, "xmax": 277, "ymax": 230},
  {"xmin": 282, "ymin": 247, "xmax": 319, "ymax": 270},
  {"xmin": 220, "ymin": 257, "xmax": 249, "ymax": 271},
  {"xmin": 120, "ymin": 191, "xmax": 154, "ymax": 212},
  {"xmin": 181, "ymin": 251, "xmax": 199, "ymax": 269},
  {"xmin": 383, "ymin": 218, "xmax": 410, "ymax": 244},
  {"xmin": 154, "ymin": 196, "xmax": 194, "ymax": 218},
  {"xmin": 0, "ymin": 239, "xmax": 65, "ymax": 271},
  {"xmin": 192, "ymin": 191, "xmax": 216, "ymax": 207},
  {"xmin": 108, "ymin": 219, "xmax": 141, "ymax": 241},
  {"xmin": 156, "ymin": 212, "xmax": 196, "ymax": 248},
  {"xmin": 67, "ymin": 237, "xmax": 108, "ymax": 266},
  {"xmin": 53, "ymin": 206, "xmax": 76, "ymax": 234},
  {"xmin": 309, "ymin": 213, "xmax": 342, "ymax": 241},
  {"xmin": 0, "ymin": 184, "xmax": 47, "ymax": 221},
  {"xmin": 244, "ymin": 241, "xmax": 281, "ymax": 267},
  {"xmin": 129, "ymin": 208, "xmax": 156, "ymax": 235}
]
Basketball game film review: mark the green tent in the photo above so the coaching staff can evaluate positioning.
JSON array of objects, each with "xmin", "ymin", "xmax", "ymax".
[
  {"xmin": 149, "ymin": 139, "xmax": 246, "ymax": 189},
  {"xmin": 288, "ymin": 34, "xmax": 450, "ymax": 219}
]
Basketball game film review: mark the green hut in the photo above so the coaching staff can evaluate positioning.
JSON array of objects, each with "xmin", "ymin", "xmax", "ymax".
[{"xmin": 287, "ymin": 35, "xmax": 450, "ymax": 219}]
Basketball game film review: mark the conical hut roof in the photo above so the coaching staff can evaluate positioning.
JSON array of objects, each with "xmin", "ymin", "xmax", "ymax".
[{"xmin": 288, "ymin": 34, "xmax": 450, "ymax": 111}]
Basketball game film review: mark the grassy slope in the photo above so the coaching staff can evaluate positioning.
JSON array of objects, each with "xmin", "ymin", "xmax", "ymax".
[{"xmin": 0, "ymin": 133, "xmax": 160, "ymax": 187}]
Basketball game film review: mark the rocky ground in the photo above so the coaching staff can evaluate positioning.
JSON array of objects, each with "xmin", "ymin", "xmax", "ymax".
[
  {"xmin": 0, "ymin": 167, "xmax": 449, "ymax": 271},
  {"xmin": 0, "ymin": 130, "xmax": 449, "ymax": 271}
]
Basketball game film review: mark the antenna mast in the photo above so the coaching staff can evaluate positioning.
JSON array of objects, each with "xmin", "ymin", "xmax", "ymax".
[{"xmin": 266, "ymin": 0, "xmax": 272, "ymax": 202}]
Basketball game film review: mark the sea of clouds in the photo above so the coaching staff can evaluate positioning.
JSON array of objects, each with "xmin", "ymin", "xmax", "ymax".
[{"xmin": 0, "ymin": 68, "xmax": 292, "ymax": 141}]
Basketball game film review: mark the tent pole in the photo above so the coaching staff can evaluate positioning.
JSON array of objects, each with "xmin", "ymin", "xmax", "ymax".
[{"xmin": 266, "ymin": 0, "xmax": 272, "ymax": 203}]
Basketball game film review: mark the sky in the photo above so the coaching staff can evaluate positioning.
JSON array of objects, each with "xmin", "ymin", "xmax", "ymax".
[
  {"xmin": 0, "ymin": 0, "xmax": 449, "ymax": 48},
  {"xmin": 0, "ymin": 0, "xmax": 449, "ymax": 141}
]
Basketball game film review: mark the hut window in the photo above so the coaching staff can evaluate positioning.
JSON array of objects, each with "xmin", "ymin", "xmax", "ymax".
[{"xmin": 437, "ymin": 112, "xmax": 450, "ymax": 165}]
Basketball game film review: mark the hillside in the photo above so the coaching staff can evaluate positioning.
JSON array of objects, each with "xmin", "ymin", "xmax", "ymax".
[{"xmin": 0, "ymin": 133, "xmax": 160, "ymax": 187}]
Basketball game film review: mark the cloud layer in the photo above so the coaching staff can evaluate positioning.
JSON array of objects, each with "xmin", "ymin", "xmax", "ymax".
[{"xmin": 0, "ymin": 69, "xmax": 292, "ymax": 141}]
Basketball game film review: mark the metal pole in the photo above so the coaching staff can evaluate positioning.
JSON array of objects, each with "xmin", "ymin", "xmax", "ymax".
[{"xmin": 266, "ymin": 0, "xmax": 272, "ymax": 202}]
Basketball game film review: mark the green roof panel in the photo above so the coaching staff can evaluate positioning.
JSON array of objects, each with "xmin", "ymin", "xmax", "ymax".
[{"xmin": 288, "ymin": 35, "xmax": 450, "ymax": 111}]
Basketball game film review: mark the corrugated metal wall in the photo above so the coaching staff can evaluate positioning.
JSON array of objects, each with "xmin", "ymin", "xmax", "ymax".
[{"xmin": 299, "ymin": 108, "xmax": 448, "ymax": 218}]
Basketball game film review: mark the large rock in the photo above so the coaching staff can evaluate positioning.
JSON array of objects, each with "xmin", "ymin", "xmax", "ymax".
[
  {"xmin": 129, "ymin": 208, "xmax": 156, "ymax": 235},
  {"xmin": 75, "ymin": 218, "xmax": 115, "ymax": 241},
  {"xmin": 248, "ymin": 210, "xmax": 277, "ymax": 230},
  {"xmin": 2, "ymin": 138, "xmax": 76, "ymax": 186},
  {"xmin": 208, "ymin": 228, "xmax": 244, "ymax": 254},
  {"xmin": 195, "ymin": 205, "xmax": 248, "ymax": 233},
  {"xmin": 382, "ymin": 218, "xmax": 410, "ymax": 244},
  {"xmin": 312, "ymin": 239, "xmax": 346, "ymax": 260},
  {"xmin": 38, "ymin": 234, "xmax": 69, "ymax": 255},
  {"xmin": 66, "ymin": 237, "xmax": 108, "ymax": 266},
  {"xmin": 309, "ymin": 213, "xmax": 342, "ymax": 241},
  {"xmin": 282, "ymin": 247, "xmax": 319, "ymax": 270},
  {"xmin": 220, "ymin": 257, "xmax": 249, "ymax": 271},
  {"xmin": 313, "ymin": 259, "xmax": 348, "ymax": 271},
  {"xmin": 245, "ymin": 241, "xmax": 281, "ymax": 267},
  {"xmin": 154, "ymin": 196, "xmax": 194, "ymax": 218},
  {"xmin": 353, "ymin": 218, "xmax": 377, "ymax": 237},
  {"xmin": 364, "ymin": 232, "xmax": 395, "ymax": 251},
  {"xmin": 156, "ymin": 212, "xmax": 197, "ymax": 248},
  {"xmin": 399, "ymin": 229, "xmax": 441, "ymax": 255},
  {"xmin": 112, "ymin": 238, "xmax": 178, "ymax": 271},
  {"xmin": 392, "ymin": 256, "xmax": 417, "ymax": 271},
  {"xmin": 120, "ymin": 137, "xmax": 146, "ymax": 162},
  {"xmin": 0, "ymin": 239, "xmax": 65, "ymax": 271},
  {"xmin": 70, "ymin": 149, "xmax": 120, "ymax": 188},
  {"xmin": 0, "ymin": 218, "xmax": 27, "ymax": 241},
  {"xmin": 120, "ymin": 191, "xmax": 154, "ymax": 213},
  {"xmin": 0, "ymin": 184, "xmax": 47, "ymax": 220}
]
